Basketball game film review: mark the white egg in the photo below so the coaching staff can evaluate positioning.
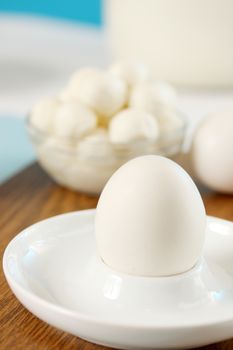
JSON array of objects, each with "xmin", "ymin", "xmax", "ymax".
[
  {"xmin": 191, "ymin": 110, "xmax": 233, "ymax": 193},
  {"xmin": 109, "ymin": 61, "xmax": 150, "ymax": 87},
  {"xmin": 129, "ymin": 81, "xmax": 177, "ymax": 116},
  {"xmin": 61, "ymin": 68, "xmax": 128, "ymax": 118},
  {"xmin": 109, "ymin": 108, "xmax": 159, "ymax": 145},
  {"xmin": 95, "ymin": 155, "xmax": 206, "ymax": 277},
  {"xmin": 53, "ymin": 101, "xmax": 97, "ymax": 138},
  {"xmin": 31, "ymin": 97, "xmax": 59, "ymax": 132}
]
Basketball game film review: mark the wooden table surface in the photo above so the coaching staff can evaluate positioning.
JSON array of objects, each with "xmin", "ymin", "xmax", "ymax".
[{"xmin": 0, "ymin": 163, "xmax": 233, "ymax": 350}]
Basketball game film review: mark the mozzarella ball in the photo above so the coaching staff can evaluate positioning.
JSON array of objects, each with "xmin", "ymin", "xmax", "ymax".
[
  {"xmin": 157, "ymin": 108, "xmax": 184, "ymax": 137},
  {"xmin": 37, "ymin": 137, "xmax": 74, "ymax": 177},
  {"xmin": 53, "ymin": 101, "xmax": 97, "ymax": 139},
  {"xmin": 191, "ymin": 110, "xmax": 233, "ymax": 193},
  {"xmin": 59, "ymin": 89, "xmax": 73, "ymax": 102},
  {"xmin": 61, "ymin": 68, "xmax": 128, "ymax": 118},
  {"xmin": 129, "ymin": 81, "xmax": 177, "ymax": 116},
  {"xmin": 156, "ymin": 109, "xmax": 185, "ymax": 152},
  {"xmin": 31, "ymin": 97, "xmax": 59, "ymax": 132},
  {"xmin": 109, "ymin": 61, "xmax": 150, "ymax": 87},
  {"xmin": 158, "ymin": 109, "xmax": 184, "ymax": 132},
  {"xmin": 109, "ymin": 108, "xmax": 159, "ymax": 145},
  {"xmin": 95, "ymin": 155, "xmax": 206, "ymax": 276},
  {"xmin": 77, "ymin": 129, "xmax": 117, "ymax": 166},
  {"xmin": 60, "ymin": 68, "xmax": 99, "ymax": 102}
]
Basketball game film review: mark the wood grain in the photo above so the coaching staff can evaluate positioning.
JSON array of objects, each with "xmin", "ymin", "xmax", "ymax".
[{"xmin": 0, "ymin": 163, "xmax": 233, "ymax": 350}]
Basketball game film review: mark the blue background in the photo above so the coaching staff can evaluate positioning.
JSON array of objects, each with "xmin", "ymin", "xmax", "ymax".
[{"xmin": 0, "ymin": 0, "xmax": 102, "ymax": 25}]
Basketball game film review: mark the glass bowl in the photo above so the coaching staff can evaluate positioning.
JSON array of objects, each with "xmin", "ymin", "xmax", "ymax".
[{"xmin": 26, "ymin": 114, "xmax": 186, "ymax": 195}]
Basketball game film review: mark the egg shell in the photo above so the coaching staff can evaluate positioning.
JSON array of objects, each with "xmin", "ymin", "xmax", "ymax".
[
  {"xmin": 191, "ymin": 110, "xmax": 233, "ymax": 193},
  {"xmin": 109, "ymin": 108, "xmax": 159, "ymax": 145},
  {"xmin": 129, "ymin": 81, "xmax": 177, "ymax": 117},
  {"xmin": 62, "ymin": 68, "xmax": 128, "ymax": 118},
  {"xmin": 95, "ymin": 155, "xmax": 206, "ymax": 277},
  {"xmin": 109, "ymin": 61, "xmax": 150, "ymax": 87},
  {"xmin": 53, "ymin": 101, "xmax": 97, "ymax": 138}
]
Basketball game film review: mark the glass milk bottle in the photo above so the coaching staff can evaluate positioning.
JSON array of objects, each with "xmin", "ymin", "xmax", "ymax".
[{"xmin": 105, "ymin": 0, "xmax": 233, "ymax": 88}]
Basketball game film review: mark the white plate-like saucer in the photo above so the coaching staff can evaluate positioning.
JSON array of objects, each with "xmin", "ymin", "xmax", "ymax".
[{"xmin": 3, "ymin": 210, "xmax": 233, "ymax": 349}]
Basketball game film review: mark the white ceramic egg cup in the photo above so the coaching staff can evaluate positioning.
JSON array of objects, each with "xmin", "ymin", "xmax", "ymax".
[{"xmin": 3, "ymin": 209, "xmax": 233, "ymax": 349}]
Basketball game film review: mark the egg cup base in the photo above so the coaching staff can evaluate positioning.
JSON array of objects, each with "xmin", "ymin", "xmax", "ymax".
[{"xmin": 3, "ymin": 210, "xmax": 233, "ymax": 349}]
